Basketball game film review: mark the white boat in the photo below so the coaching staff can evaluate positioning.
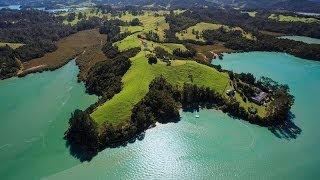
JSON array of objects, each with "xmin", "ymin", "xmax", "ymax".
[{"xmin": 195, "ymin": 111, "xmax": 200, "ymax": 118}]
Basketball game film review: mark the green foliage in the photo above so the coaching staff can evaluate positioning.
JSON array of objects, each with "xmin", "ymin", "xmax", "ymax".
[
  {"xmin": 131, "ymin": 76, "xmax": 180, "ymax": 126},
  {"xmin": 102, "ymin": 42, "xmax": 120, "ymax": 59},
  {"xmin": 173, "ymin": 46, "xmax": 196, "ymax": 58},
  {"xmin": 182, "ymin": 83, "xmax": 225, "ymax": 109},
  {"xmin": 266, "ymin": 89, "xmax": 295, "ymax": 122},
  {"xmin": 67, "ymin": 12, "xmax": 76, "ymax": 22},
  {"xmin": 130, "ymin": 18, "xmax": 141, "ymax": 26},
  {"xmin": 0, "ymin": 9, "xmax": 76, "ymax": 63},
  {"xmin": 0, "ymin": 46, "xmax": 20, "ymax": 79},
  {"xmin": 64, "ymin": 109, "xmax": 99, "ymax": 153},
  {"xmin": 85, "ymin": 56, "xmax": 131, "ymax": 98},
  {"xmin": 202, "ymin": 28, "xmax": 320, "ymax": 61},
  {"xmin": 148, "ymin": 56, "xmax": 158, "ymax": 64}
]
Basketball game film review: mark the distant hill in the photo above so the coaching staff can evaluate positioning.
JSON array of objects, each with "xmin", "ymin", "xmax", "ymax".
[
  {"xmin": 229, "ymin": 0, "xmax": 320, "ymax": 13},
  {"xmin": 1, "ymin": 0, "xmax": 320, "ymax": 13}
]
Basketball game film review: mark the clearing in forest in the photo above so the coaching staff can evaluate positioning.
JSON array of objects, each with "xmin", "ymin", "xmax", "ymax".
[{"xmin": 176, "ymin": 22, "xmax": 255, "ymax": 41}]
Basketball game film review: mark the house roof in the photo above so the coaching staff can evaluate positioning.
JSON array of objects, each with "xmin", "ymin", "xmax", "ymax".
[{"xmin": 252, "ymin": 92, "xmax": 268, "ymax": 103}]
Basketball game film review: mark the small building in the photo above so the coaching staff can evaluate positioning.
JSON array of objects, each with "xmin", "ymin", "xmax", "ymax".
[
  {"xmin": 162, "ymin": 56, "xmax": 171, "ymax": 63},
  {"xmin": 226, "ymin": 89, "xmax": 235, "ymax": 96},
  {"xmin": 252, "ymin": 92, "xmax": 268, "ymax": 105}
]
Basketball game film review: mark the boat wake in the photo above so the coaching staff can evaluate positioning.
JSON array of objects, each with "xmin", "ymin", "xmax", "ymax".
[
  {"xmin": 0, "ymin": 144, "xmax": 12, "ymax": 150},
  {"xmin": 236, "ymin": 119, "xmax": 256, "ymax": 150}
]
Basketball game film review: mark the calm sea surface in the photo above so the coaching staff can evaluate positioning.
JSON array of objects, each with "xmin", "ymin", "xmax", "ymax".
[
  {"xmin": 279, "ymin": 36, "xmax": 320, "ymax": 44},
  {"xmin": 1, "ymin": 52, "xmax": 320, "ymax": 179}
]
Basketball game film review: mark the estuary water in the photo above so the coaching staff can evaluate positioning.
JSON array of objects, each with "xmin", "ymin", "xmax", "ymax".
[
  {"xmin": 279, "ymin": 35, "xmax": 320, "ymax": 44},
  {"xmin": 0, "ymin": 60, "xmax": 97, "ymax": 180},
  {"xmin": 1, "ymin": 53, "xmax": 320, "ymax": 179}
]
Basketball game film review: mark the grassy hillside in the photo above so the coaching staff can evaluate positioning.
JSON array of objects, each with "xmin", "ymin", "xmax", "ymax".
[
  {"xmin": 241, "ymin": 11, "xmax": 257, "ymax": 17},
  {"xmin": 0, "ymin": 42, "xmax": 24, "ymax": 49},
  {"xmin": 59, "ymin": 8, "xmax": 105, "ymax": 25},
  {"xmin": 176, "ymin": 22, "xmax": 255, "ymax": 41},
  {"xmin": 117, "ymin": 10, "xmax": 170, "ymax": 41},
  {"xmin": 120, "ymin": 25, "xmax": 144, "ymax": 34},
  {"xmin": 56, "ymin": 9, "xmax": 267, "ymax": 126},
  {"xmin": 114, "ymin": 32, "xmax": 187, "ymax": 52},
  {"xmin": 269, "ymin": 14, "xmax": 319, "ymax": 23},
  {"xmin": 91, "ymin": 50, "xmax": 230, "ymax": 125}
]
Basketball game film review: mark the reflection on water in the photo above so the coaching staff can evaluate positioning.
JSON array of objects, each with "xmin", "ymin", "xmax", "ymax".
[{"xmin": 1, "ymin": 52, "xmax": 320, "ymax": 179}]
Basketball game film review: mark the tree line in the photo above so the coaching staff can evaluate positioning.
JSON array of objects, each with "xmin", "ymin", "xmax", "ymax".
[{"xmin": 201, "ymin": 28, "xmax": 320, "ymax": 61}]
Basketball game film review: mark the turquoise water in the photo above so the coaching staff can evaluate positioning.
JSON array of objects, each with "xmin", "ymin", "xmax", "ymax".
[
  {"xmin": 279, "ymin": 36, "xmax": 320, "ymax": 44},
  {"xmin": 0, "ymin": 5, "xmax": 87, "ymax": 12},
  {"xmin": 0, "ymin": 5, "xmax": 21, "ymax": 10},
  {"xmin": 1, "ymin": 53, "xmax": 320, "ymax": 179},
  {"xmin": 0, "ymin": 60, "xmax": 97, "ymax": 180}
]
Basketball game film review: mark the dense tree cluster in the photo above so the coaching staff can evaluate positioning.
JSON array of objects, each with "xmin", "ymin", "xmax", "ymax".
[
  {"xmin": 236, "ymin": 73, "xmax": 256, "ymax": 85},
  {"xmin": 145, "ymin": 31, "xmax": 160, "ymax": 42},
  {"xmin": 0, "ymin": 9, "xmax": 76, "ymax": 61},
  {"xmin": 76, "ymin": 17, "xmax": 104, "ymax": 31},
  {"xmin": 148, "ymin": 56, "xmax": 158, "ymax": 64},
  {"xmin": 15, "ymin": 41, "xmax": 57, "ymax": 62},
  {"xmin": 165, "ymin": 11, "xmax": 199, "ymax": 41},
  {"xmin": 64, "ymin": 109, "xmax": 99, "ymax": 155},
  {"xmin": 173, "ymin": 46, "xmax": 196, "ymax": 58},
  {"xmin": 102, "ymin": 42, "xmax": 120, "ymax": 59},
  {"xmin": 66, "ymin": 12, "xmax": 76, "ymax": 22},
  {"xmin": 154, "ymin": 47, "xmax": 173, "ymax": 59},
  {"xmin": 202, "ymin": 28, "xmax": 320, "ymax": 61},
  {"xmin": 85, "ymin": 56, "xmax": 131, "ymax": 99},
  {"xmin": 0, "ymin": 46, "xmax": 20, "ymax": 79},
  {"xmin": 0, "ymin": 9, "xmax": 79, "ymax": 78},
  {"xmin": 130, "ymin": 18, "xmax": 141, "ymax": 26},
  {"xmin": 131, "ymin": 76, "xmax": 181, "ymax": 126},
  {"xmin": 182, "ymin": 83, "xmax": 225, "ymax": 109},
  {"xmin": 99, "ymin": 19, "xmax": 131, "ymax": 43}
]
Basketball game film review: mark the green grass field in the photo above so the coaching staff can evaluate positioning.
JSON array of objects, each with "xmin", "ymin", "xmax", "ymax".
[
  {"xmin": 113, "ymin": 33, "xmax": 142, "ymax": 51},
  {"xmin": 120, "ymin": 26, "xmax": 144, "ymax": 34},
  {"xmin": 59, "ymin": 8, "xmax": 105, "ymax": 25},
  {"xmin": 117, "ymin": 11, "xmax": 169, "ymax": 41},
  {"xmin": 0, "ymin": 42, "xmax": 24, "ymax": 49},
  {"xmin": 176, "ymin": 22, "xmax": 255, "ymax": 41},
  {"xmin": 59, "ymin": 9, "xmax": 170, "ymax": 41},
  {"xmin": 241, "ymin": 11, "xmax": 257, "ymax": 17},
  {"xmin": 114, "ymin": 32, "xmax": 187, "ymax": 52},
  {"xmin": 91, "ymin": 49, "xmax": 230, "ymax": 125},
  {"xmin": 269, "ymin": 14, "xmax": 319, "ymax": 23}
]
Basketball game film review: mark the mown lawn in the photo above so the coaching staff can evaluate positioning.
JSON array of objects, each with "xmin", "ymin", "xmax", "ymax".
[
  {"xmin": 269, "ymin": 14, "xmax": 319, "ymax": 23},
  {"xmin": 0, "ymin": 42, "xmax": 24, "ymax": 49},
  {"xmin": 91, "ymin": 50, "xmax": 230, "ymax": 126},
  {"xmin": 176, "ymin": 22, "xmax": 255, "ymax": 41}
]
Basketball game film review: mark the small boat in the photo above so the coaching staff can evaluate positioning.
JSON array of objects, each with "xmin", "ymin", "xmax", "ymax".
[{"xmin": 195, "ymin": 111, "xmax": 200, "ymax": 118}]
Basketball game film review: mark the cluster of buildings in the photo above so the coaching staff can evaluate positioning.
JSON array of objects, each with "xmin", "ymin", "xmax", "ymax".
[{"xmin": 226, "ymin": 87, "xmax": 268, "ymax": 105}]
